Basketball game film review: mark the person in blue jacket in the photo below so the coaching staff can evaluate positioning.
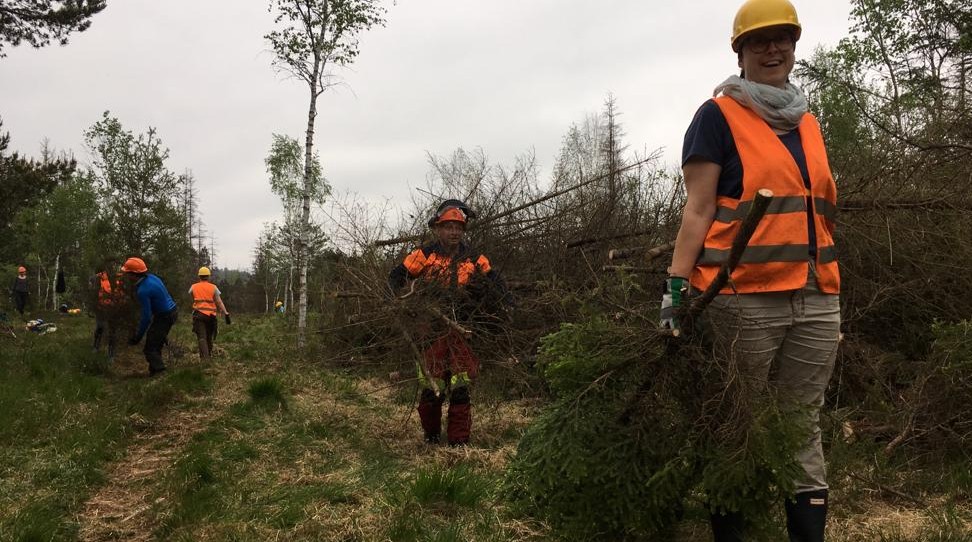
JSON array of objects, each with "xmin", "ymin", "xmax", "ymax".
[{"xmin": 121, "ymin": 257, "xmax": 177, "ymax": 376}]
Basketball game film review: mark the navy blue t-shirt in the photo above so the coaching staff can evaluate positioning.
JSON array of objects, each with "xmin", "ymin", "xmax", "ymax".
[{"xmin": 681, "ymin": 99, "xmax": 816, "ymax": 257}]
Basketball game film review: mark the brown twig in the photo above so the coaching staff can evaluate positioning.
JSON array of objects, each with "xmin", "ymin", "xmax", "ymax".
[
  {"xmin": 846, "ymin": 471, "xmax": 926, "ymax": 507},
  {"xmin": 429, "ymin": 306, "xmax": 472, "ymax": 338},
  {"xmin": 608, "ymin": 241, "xmax": 675, "ymax": 262},
  {"xmin": 372, "ymin": 158, "xmax": 656, "ymax": 246},
  {"xmin": 679, "ymin": 188, "xmax": 774, "ymax": 331}
]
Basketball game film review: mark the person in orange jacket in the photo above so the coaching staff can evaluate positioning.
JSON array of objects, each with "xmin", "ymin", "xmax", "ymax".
[
  {"xmin": 389, "ymin": 199, "xmax": 509, "ymax": 447},
  {"xmin": 662, "ymin": 1, "xmax": 840, "ymax": 540},
  {"xmin": 90, "ymin": 260, "xmax": 124, "ymax": 360},
  {"xmin": 188, "ymin": 266, "xmax": 229, "ymax": 360}
]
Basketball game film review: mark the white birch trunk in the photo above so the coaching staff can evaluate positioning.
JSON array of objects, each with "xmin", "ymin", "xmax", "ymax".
[
  {"xmin": 52, "ymin": 253, "xmax": 60, "ymax": 309},
  {"xmin": 297, "ymin": 62, "xmax": 321, "ymax": 349}
]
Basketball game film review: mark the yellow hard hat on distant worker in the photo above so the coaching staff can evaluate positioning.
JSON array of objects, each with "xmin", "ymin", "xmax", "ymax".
[
  {"xmin": 275, "ymin": 301, "xmax": 283, "ymax": 308},
  {"xmin": 731, "ymin": 0, "xmax": 802, "ymax": 52},
  {"xmin": 198, "ymin": 266, "xmax": 211, "ymax": 277}
]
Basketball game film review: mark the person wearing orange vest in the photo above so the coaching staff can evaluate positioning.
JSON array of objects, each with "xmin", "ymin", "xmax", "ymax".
[
  {"xmin": 189, "ymin": 266, "xmax": 229, "ymax": 360},
  {"xmin": 662, "ymin": 1, "xmax": 839, "ymax": 540},
  {"xmin": 389, "ymin": 199, "xmax": 509, "ymax": 447},
  {"xmin": 90, "ymin": 261, "xmax": 122, "ymax": 359}
]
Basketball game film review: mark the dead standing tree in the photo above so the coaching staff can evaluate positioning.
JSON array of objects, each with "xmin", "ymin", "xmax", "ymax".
[{"xmin": 266, "ymin": 0, "xmax": 387, "ymax": 349}]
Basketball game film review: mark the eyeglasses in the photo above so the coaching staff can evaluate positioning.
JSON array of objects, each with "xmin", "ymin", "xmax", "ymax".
[{"xmin": 744, "ymin": 33, "xmax": 795, "ymax": 54}]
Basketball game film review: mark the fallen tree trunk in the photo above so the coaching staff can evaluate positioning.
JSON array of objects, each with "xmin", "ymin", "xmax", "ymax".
[{"xmin": 373, "ymin": 159, "xmax": 656, "ymax": 246}]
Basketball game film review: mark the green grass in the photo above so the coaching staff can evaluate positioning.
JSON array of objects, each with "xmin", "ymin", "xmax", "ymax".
[
  {"xmin": 3, "ymin": 312, "xmax": 970, "ymax": 541},
  {"xmin": 247, "ymin": 377, "xmax": 288, "ymax": 410},
  {"xmin": 409, "ymin": 466, "xmax": 492, "ymax": 509},
  {"xmin": 0, "ymin": 313, "xmax": 211, "ymax": 540}
]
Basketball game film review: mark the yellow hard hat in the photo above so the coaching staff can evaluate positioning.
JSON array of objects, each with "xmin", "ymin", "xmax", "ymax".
[
  {"xmin": 275, "ymin": 301, "xmax": 283, "ymax": 307},
  {"xmin": 198, "ymin": 266, "xmax": 211, "ymax": 277},
  {"xmin": 731, "ymin": 0, "xmax": 801, "ymax": 52}
]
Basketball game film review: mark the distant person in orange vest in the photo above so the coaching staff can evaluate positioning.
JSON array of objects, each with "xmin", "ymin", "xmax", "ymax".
[
  {"xmin": 9, "ymin": 266, "xmax": 29, "ymax": 316},
  {"xmin": 662, "ymin": 1, "xmax": 840, "ymax": 540},
  {"xmin": 189, "ymin": 266, "xmax": 230, "ymax": 360},
  {"xmin": 90, "ymin": 260, "xmax": 122, "ymax": 360}
]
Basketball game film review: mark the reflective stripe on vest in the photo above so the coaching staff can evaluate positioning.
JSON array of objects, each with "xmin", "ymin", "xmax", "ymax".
[
  {"xmin": 191, "ymin": 281, "xmax": 218, "ymax": 316},
  {"xmin": 690, "ymin": 96, "xmax": 840, "ymax": 295}
]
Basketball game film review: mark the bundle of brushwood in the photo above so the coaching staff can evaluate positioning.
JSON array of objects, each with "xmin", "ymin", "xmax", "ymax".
[{"xmin": 503, "ymin": 316, "xmax": 808, "ymax": 540}]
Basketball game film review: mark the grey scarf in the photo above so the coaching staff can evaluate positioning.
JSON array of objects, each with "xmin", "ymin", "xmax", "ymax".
[{"xmin": 713, "ymin": 75, "xmax": 808, "ymax": 131}]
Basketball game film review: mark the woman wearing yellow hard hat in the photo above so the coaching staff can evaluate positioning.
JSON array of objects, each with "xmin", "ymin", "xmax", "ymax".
[{"xmin": 662, "ymin": 0, "xmax": 839, "ymax": 540}]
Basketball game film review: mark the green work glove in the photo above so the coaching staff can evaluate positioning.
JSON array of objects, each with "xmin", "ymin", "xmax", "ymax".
[{"xmin": 659, "ymin": 276, "xmax": 689, "ymax": 331}]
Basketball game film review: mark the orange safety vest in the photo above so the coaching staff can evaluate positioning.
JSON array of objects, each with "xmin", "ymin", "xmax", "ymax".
[
  {"xmin": 690, "ymin": 96, "xmax": 840, "ymax": 295},
  {"xmin": 403, "ymin": 247, "xmax": 491, "ymax": 286},
  {"xmin": 190, "ymin": 281, "xmax": 218, "ymax": 316},
  {"xmin": 97, "ymin": 272, "xmax": 113, "ymax": 306}
]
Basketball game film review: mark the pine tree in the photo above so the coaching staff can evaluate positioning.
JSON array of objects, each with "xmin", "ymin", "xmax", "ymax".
[{"xmin": 0, "ymin": 0, "xmax": 107, "ymax": 57}]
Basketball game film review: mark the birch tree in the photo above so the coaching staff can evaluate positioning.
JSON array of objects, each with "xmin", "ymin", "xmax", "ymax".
[
  {"xmin": 265, "ymin": 133, "xmax": 329, "ymax": 314},
  {"xmin": 265, "ymin": 0, "xmax": 386, "ymax": 348}
]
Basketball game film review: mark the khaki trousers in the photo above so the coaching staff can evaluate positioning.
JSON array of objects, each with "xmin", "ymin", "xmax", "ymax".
[{"xmin": 708, "ymin": 272, "xmax": 840, "ymax": 493}]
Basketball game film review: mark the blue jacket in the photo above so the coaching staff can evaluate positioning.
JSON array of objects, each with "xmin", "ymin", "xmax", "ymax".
[{"xmin": 134, "ymin": 273, "xmax": 177, "ymax": 339}]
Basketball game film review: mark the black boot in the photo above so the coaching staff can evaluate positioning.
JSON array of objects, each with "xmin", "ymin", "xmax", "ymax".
[
  {"xmin": 710, "ymin": 509, "xmax": 747, "ymax": 542},
  {"xmin": 785, "ymin": 489, "xmax": 827, "ymax": 542}
]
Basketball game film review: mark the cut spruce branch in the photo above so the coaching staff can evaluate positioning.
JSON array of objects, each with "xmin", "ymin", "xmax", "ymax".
[{"xmin": 677, "ymin": 188, "xmax": 774, "ymax": 335}]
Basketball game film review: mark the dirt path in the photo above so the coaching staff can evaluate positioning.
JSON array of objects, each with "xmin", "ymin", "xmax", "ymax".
[{"xmin": 77, "ymin": 351, "xmax": 240, "ymax": 542}]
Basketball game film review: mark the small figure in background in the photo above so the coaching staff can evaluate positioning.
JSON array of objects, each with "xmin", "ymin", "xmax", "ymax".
[{"xmin": 10, "ymin": 266, "xmax": 29, "ymax": 316}]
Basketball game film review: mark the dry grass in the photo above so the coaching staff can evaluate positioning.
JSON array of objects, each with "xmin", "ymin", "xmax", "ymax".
[{"xmin": 10, "ymin": 315, "xmax": 968, "ymax": 542}]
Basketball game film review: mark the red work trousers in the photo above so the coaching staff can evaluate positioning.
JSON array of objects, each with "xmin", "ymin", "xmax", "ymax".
[{"xmin": 416, "ymin": 331, "xmax": 479, "ymax": 445}]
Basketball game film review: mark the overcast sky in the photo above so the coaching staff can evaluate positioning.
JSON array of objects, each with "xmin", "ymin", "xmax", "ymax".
[{"xmin": 0, "ymin": 0, "xmax": 854, "ymax": 269}]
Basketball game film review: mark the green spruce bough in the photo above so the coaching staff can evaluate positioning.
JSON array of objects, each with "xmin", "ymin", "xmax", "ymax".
[{"xmin": 506, "ymin": 316, "xmax": 808, "ymax": 540}]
